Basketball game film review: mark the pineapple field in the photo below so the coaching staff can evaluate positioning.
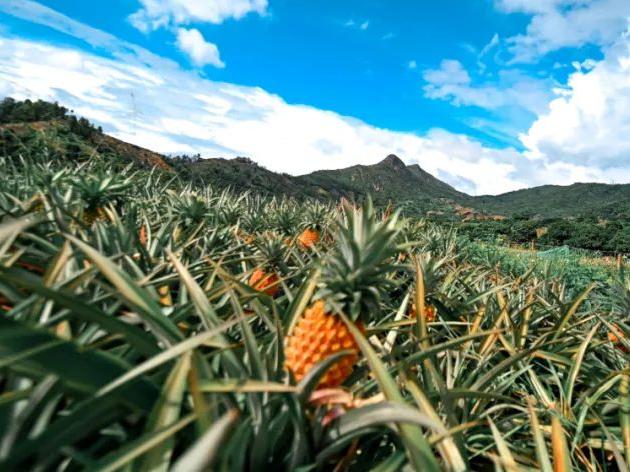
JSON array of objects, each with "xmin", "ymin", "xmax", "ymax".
[{"xmin": 0, "ymin": 151, "xmax": 629, "ymax": 471}]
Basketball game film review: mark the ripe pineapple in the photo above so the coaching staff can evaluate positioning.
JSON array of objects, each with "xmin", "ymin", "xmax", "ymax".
[
  {"xmin": 249, "ymin": 269, "xmax": 280, "ymax": 297},
  {"xmin": 298, "ymin": 227, "xmax": 320, "ymax": 249},
  {"xmin": 285, "ymin": 199, "xmax": 400, "ymax": 388},
  {"xmin": 409, "ymin": 302, "xmax": 437, "ymax": 323},
  {"xmin": 247, "ymin": 236, "xmax": 287, "ymax": 298},
  {"xmin": 608, "ymin": 324, "xmax": 629, "ymax": 353},
  {"xmin": 297, "ymin": 203, "xmax": 331, "ymax": 249},
  {"xmin": 285, "ymin": 301, "xmax": 362, "ymax": 388},
  {"xmin": 139, "ymin": 223, "xmax": 148, "ymax": 247}
]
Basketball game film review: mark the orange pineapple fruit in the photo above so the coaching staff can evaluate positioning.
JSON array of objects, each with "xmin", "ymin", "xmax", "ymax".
[
  {"xmin": 608, "ymin": 324, "xmax": 629, "ymax": 353},
  {"xmin": 298, "ymin": 227, "xmax": 320, "ymax": 249},
  {"xmin": 409, "ymin": 303, "xmax": 437, "ymax": 322},
  {"xmin": 158, "ymin": 285, "xmax": 173, "ymax": 306},
  {"xmin": 248, "ymin": 268, "xmax": 280, "ymax": 297},
  {"xmin": 139, "ymin": 223, "xmax": 148, "ymax": 247},
  {"xmin": 235, "ymin": 228, "xmax": 255, "ymax": 245},
  {"xmin": 285, "ymin": 301, "xmax": 362, "ymax": 388},
  {"xmin": 285, "ymin": 198, "xmax": 400, "ymax": 389}
]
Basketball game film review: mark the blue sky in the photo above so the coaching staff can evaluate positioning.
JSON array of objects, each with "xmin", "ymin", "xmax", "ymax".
[{"xmin": 1, "ymin": 0, "xmax": 629, "ymax": 194}]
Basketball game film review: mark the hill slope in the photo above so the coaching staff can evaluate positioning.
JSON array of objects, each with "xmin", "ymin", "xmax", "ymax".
[
  {"xmin": 299, "ymin": 154, "xmax": 465, "ymax": 206},
  {"xmin": 471, "ymin": 183, "xmax": 630, "ymax": 218}
]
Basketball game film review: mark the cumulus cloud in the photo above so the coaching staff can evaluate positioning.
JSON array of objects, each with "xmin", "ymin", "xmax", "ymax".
[
  {"xmin": 129, "ymin": 0, "xmax": 268, "ymax": 32},
  {"xmin": 495, "ymin": 0, "xmax": 630, "ymax": 62},
  {"xmin": 175, "ymin": 28, "xmax": 224, "ymax": 67},
  {"xmin": 422, "ymin": 59, "xmax": 554, "ymax": 114},
  {"xmin": 520, "ymin": 28, "xmax": 630, "ymax": 179}
]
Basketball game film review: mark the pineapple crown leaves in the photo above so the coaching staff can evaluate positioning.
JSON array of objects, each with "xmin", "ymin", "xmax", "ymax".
[
  {"xmin": 316, "ymin": 197, "xmax": 402, "ymax": 322},
  {"xmin": 72, "ymin": 173, "xmax": 132, "ymax": 209},
  {"xmin": 252, "ymin": 234, "xmax": 288, "ymax": 272},
  {"xmin": 274, "ymin": 203, "xmax": 300, "ymax": 235},
  {"xmin": 300, "ymin": 202, "xmax": 334, "ymax": 231},
  {"xmin": 173, "ymin": 193, "xmax": 208, "ymax": 225}
]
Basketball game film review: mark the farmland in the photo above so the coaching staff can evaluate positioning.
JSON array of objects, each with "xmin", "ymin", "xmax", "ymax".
[{"xmin": 0, "ymin": 146, "xmax": 628, "ymax": 470}]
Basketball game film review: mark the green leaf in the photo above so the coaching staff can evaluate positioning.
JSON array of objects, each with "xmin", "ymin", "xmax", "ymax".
[
  {"xmin": 338, "ymin": 310, "xmax": 441, "ymax": 471},
  {"xmin": 0, "ymin": 267, "xmax": 159, "ymax": 356},
  {"xmin": 138, "ymin": 351, "xmax": 191, "ymax": 471},
  {"xmin": 171, "ymin": 409, "xmax": 240, "ymax": 472}
]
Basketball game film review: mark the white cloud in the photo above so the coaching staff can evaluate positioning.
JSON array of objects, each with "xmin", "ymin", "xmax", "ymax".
[
  {"xmin": 344, "ymin": 19, "xmax": 370, "ymax": 31},
  {"xmin": 175, "ymin": 28, "xmax": 224, "ymax": 67},
  {"xmin": 129, "ymin": 0, "xmax": 268, "ymax": 32},
  {"xmin": 422, "ymin": 59, "xmax": 554, "ymax": 114},
  {"xmin": 495, "ymin": 0, "xmax": 630, "ymax": 62},
  {"xmin": 0, "ymin": 0, "xmax": 182, "ymax": 71},
  {"xmin": 479, "ymin": 33, "xmax": 500, "ymax": 58},
  {"xmin": 407, "ymin": 60, "xmax": 417, "ymax": 70},
  {"xmin": 423, "ymin": 60, "xmax": 471, "ymax": 86},
  {"xmin": 520, "ymin": 28, "xmax": 630, "ymax": 178}
]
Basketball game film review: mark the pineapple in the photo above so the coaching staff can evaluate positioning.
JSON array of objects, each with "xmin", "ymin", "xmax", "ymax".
[
  {"xmin": 297, "ymin": 203, "xmax": 331, "ymax": 249},
  {"xmin": 409, "ymin": 302, "xmax": 437, "ymax": 323},
  {"xmin": 285, "ymin": 301, "xmax": 362, "ymax": 388},
  {"xmin": 608, "ymin": 324, "xmax": 629, "ymax": 353},
  {"xmin": 83, "ymin": 206, "xmax": 108, "ymax": 225},
  {"xmin": 72, "ymin": 174, "xmax": 131, "ymax": 225},
  {"xmin": 247, "ymin": 236, "xmax": 287, "ymax": 298},
  {"xmin": 285, "ymin": 199, "xmax": 400, "ymax": 388},
  {"xmin": 248, "ymin": 269, "xmax": 280, "ymax": 297},
  {"xmin": 139, "ymin": 223, "xmax": 148, "ymax": 247},
  {"xmin": 298, "ymin": 227, "xmax": 320, "ymax": 249}
]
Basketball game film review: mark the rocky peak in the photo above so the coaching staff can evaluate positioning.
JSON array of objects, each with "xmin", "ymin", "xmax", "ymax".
[{"xmin": 379, "ymin": 154, "xmax": 407, "ymax": 171}]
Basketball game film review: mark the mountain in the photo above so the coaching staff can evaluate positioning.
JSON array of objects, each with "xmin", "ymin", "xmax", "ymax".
[
  {"xmin": 1, "ymin": 98, "xmax": 628, "ymax": 220},
  {"xmin": 299, "ymin": 154, "xmax": 465, "ymax": 206},
  {"xmin": 471, "ymin": 183, "xmax": 630, "ymax": 219}
]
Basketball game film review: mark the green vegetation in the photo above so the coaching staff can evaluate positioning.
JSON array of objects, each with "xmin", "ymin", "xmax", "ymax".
[
  {"xmin": 0, "ymin": 97, "xmax": 101, "ymax": 138},
  {"xmin": 0, "ymin": 126, "xmax": 629, "ymax": 470},
  {"xmin": 458, "ymin": 216, "xmax": 630, "ymax": 253},
  {"xmin": 472, "ymin": 182, "xmax": 630, "ymax": 220}
]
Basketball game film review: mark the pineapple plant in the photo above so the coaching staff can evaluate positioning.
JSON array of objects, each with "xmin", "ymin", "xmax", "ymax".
[
  {"xmin": 297, "ymin": 202, "xmax": 331, "ymax": 249},
  {"xmin": 285, "ymin": 198, "xmax": 400, "ymax": 388},
  {"xmin": 172, "ymin": 191, "xmax": 208, "ymax": 227},
  {"xmin": 72, "ymin": 173, "xmax": 131, "ymax": 224},
  {"xmin": 247, "ymin": 236, "xmax": 287, "ymax": 297}
]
